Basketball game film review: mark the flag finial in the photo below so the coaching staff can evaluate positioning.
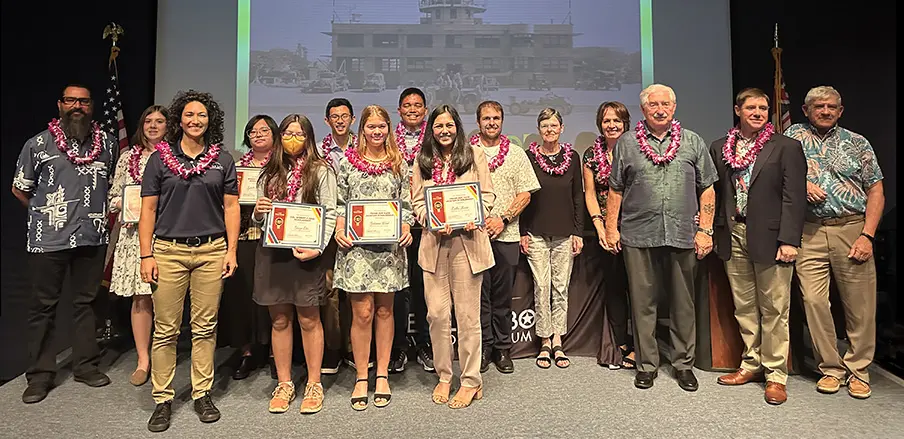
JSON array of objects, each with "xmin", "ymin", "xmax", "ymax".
[
  {"xmin": 774, "ymin": 23, "xmax": 779, "ymax": 48},
  {"xmin": 103, "ymin": 23, "xmax": 125, "ymax": 68}
]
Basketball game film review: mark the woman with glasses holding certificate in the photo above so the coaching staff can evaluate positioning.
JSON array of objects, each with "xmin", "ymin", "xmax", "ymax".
[
  {"xmin": 252, "ymin": 114, "xmax": 337, "ymax": 415},
  {"xmin": 108, "ymin": 104, "xmax": 168, "ymax": 387},
  {"xmin": 333, "ymin": 105, "xmax": 414, "ymax": 411},
  {"xmin": 411, "ymin": 104, "xmax": 495, "ymax": 409}
]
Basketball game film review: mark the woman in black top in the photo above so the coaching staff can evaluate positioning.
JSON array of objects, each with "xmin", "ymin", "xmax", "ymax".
[
  {"xmin": 138, "ymin": 90, "xmax": 240, "ymax": 433},
  {"xmin": 519, "ymin": 107, "xmax": 584, "ymax": 370}
]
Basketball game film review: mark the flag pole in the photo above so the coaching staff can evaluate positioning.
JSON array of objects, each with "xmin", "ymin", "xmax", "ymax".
[
  {"xmin": 103, "ymin": 23, "xmax": 124, "ymax": 78},
  {"xmin": 771, "ymin": 23, "xmax": 782, "ymax": 128}
]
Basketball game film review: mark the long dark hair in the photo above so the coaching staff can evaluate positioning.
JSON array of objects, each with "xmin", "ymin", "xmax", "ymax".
[
  {"xmin": 417, "ymin": 105, "xmax": 473, "ymax": 181},
  {"xmin": 165, "ymin": 90, "xmax": 225, "ymax": 145},
  {"xmin": 241, "ymin": 114, "xmax": 279, "ymax": 150},
  {"xmin": 260, "ymin": 114, "xmax": 326, "ymax": 203},
  {"xmin": 131, "ymin": 105, "xmax": 169, "ymax": 147}
]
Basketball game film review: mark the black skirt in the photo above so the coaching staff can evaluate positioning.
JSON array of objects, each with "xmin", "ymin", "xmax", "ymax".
[
  {"xmin": 218, "ymin": 240, "xmax": 272, "ymax": 348},
  {"xmin": 253, "ymin": 239, "xmax": 328, "ymax": 308}
]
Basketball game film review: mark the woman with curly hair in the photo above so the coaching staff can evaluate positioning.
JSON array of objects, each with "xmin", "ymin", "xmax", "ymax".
[{"xmin": 138, "ymin": 90, "xmax": 240, "ymax": 432}]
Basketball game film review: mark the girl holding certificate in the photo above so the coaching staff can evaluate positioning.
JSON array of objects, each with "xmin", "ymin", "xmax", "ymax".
[
  {"xmin": 333, "ymin": 105, "xmax": 414, "ymax": 411},
  {"xmin": 252, "ymin": 114, "xmax": 337, "ymax": 415},
  {"xmin": 411, "ymin": 104, "xmax": 495, "ymax": 409},
  {"xmin": 108, "ymin": 104, "xmax": 168, "ymax": 387}
]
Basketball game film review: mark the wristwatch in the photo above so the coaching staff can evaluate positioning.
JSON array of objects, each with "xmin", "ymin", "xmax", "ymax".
[
  {"xmin": 501, "ymin": 215, "xmax": 511, "ymax": 226},
  {"xmin": 697, "ymin": 226, "xmax": 713, "ymax": 236}
]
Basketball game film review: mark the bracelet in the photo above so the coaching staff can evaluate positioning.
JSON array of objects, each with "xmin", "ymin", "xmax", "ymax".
[
  {"xmin": 591, "ymin": 214, "xmax": 604, "ymax": 222},
  {"xmin": 860, "ymin": 232, "xmax": 875, "ymax": 243},
  {"xmin": 140, "ymin": 254, "xmax": 154, "ymax": 260}
]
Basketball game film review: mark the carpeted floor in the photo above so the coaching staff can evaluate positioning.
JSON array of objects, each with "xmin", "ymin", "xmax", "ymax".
[{"xmin": 1, "ymin": 346, "xmax": 903, "ymax": 439}]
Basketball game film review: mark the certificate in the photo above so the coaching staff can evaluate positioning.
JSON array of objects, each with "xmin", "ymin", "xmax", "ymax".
[
  {"xmin": 236, "ymin": 166, "xmax": 262, "ymax": 205},
  {"xmin": 425, "ymin": 182, "xmax": 485, "ymax": 231},
  {"xmin": 346, "ymin": 199, "xmax": 402, "ymax": 245},
  {"xmin": 263, "ymin": 202, "xmax": 326, "ymax": 250},
  {"xmin": 121, "ymin": 184, "xmax": 142, "ymax": 224}
]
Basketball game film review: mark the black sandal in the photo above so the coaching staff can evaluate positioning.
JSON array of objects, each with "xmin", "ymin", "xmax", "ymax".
[
  {"xmin": 552, "ymin": 345, "xmax": 570, "ymax": 369},
  {"xmin": 536, "ymin": 346, "xmax": 553, "ymax": 369},
  {"xmin": 620, "ymin": 346, "xmax": 636, "ymax": 369},
  {"xmin": 350, "ymin": 378, "xmax": 368, "ymax": 411},
  {"xmin": 373, "ymin": 375, "xmax": 392, "ymax": 408}
]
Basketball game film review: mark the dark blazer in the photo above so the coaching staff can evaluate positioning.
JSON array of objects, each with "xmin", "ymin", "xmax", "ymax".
[{"xmin": 709, "ymin": 132, "xmax": 807, "ymax": 264}]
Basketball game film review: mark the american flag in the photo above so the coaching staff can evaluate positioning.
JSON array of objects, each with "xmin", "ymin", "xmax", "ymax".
[{"xmin": 100, "ymin": 66, "xmax": 129, "ymax": 151}]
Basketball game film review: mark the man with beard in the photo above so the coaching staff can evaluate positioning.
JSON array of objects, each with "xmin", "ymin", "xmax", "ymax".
[
  {"xmin": 12, "ymin": 84, "xmax": 118, "ymax": 403},
  {"xmin": 785, "ymin": 86, "xmax": 885, "ymax": 399},
  {"xmin": 709, "ymin": 88, "xmax": 806, "ymax": 405},
  {"xmin": 473, "ymin": 101, "xmax": 539, "ymax": 374},
  {"xmin": 317, "ymin": 98, "xmax": 357, "ymax": 374},
  {"xmin": 389, "ymin": 87, "xmax": 434, "ymax": 373},
  {"xmin": 605, "ymin": 83, "xmax": 718, "ymax": 391}
]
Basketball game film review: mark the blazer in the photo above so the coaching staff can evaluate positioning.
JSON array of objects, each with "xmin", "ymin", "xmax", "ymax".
[
  {"xmin": 709, "ymin": 132, "xmax": 807, "ymax": 265},
  {"xmin": 412, "ymin": 145, "xmax": 496, "ymax": 275}
]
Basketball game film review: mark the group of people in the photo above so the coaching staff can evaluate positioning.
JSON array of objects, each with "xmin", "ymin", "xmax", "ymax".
[{"xmin": 12, "ymin": 81, "xmax": 883, "ymax": 432}]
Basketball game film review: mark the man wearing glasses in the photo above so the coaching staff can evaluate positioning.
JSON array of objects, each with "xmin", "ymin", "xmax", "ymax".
[{"xmin": 13, "ymin": 84, "xmax": 119, "ymax": 403}]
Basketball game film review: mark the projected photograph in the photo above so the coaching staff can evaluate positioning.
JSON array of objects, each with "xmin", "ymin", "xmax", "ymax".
[{"xmin": 247, "ymin": 0, "xmax": 645, "ymax": 147}]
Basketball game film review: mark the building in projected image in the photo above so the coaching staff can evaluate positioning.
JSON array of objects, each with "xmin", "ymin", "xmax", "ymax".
[{"xmin": 325, "ymin": 0, "xmax": 577, "ymax": 99}]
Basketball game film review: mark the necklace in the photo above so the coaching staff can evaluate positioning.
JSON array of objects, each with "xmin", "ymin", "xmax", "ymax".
[
  {"xmin": 529, "ymin": 142, "xmax": 572, "ymax": 175},
  {"xmin": 722, "ymin": 122, "xmax": 774, "ymax": 170},
  {"xmin": 48, "ymin": 118, "xmax": 103, "ymax": 166},
  {"xmin": 635, "ymin": 120, "xmax": 681, "ymax": 165},
  {"xmin": 156, "ymin": 141, "xmax": 221, "ymax": 179},
  {"xmin": 395, "ymin": 121, "xmax": 426, "ymax": 165},
  {"xmin": 470, "ymin": 134, "xmax": 510, "ymax": 171}
]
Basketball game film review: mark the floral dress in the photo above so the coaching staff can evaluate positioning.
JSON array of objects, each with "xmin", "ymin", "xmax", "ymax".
[{"xmin": 108, "ymin": 147, "xmax": 153, "ymax": 296}]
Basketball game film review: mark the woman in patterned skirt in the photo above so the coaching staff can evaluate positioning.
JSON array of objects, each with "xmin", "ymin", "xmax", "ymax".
[
  {"xmin": 333, "ymin": 105, "xmax": 414, "ymax": 411},
  {"xmin": 108, "ymin": 105, "xmax": 168, "ymax": 386}
]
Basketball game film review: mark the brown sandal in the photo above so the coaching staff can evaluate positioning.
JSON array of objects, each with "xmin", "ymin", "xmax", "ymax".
[
  {"xmin": 432, "ymin": 381, "xmax": 451, "ymax": 404},
  {"xmin": 449, "ymin": 385, "xmax": 483, "ymax": 409}
]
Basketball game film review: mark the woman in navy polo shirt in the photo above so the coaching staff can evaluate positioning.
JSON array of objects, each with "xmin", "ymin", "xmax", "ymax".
[{"xmin": 138, "ymin": 90, "xmax": 240, "ymax": 433}]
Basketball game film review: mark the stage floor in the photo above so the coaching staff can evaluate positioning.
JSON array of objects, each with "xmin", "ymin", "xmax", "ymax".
[{"xmin": 1, "ymin": 346, "xmax": 903, "ymax": 438}]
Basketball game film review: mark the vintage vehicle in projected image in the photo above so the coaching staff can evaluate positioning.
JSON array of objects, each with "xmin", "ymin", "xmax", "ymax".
[
  {"xmin": 527, "ymin": 73, "xmax": 552, "ymax": 91},
  {"xmin": 425, "ymin": 84, "xmax": 489, "ymax": 114},
  {"xmin": 307, "ymin": 71, "xmax": 350, "ymax": 93},
  {"xmin": 574, "ymin": 70, "xmax": 622, "ymax": 91},
  {"xmin": 362, "ymin": 73, "xmax": 387, "ymax": 92},
  {"xmin": 507, "ymin": 93, "xmax": 573, "ymax": 116}
]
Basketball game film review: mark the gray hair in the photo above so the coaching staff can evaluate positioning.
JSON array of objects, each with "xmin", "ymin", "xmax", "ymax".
[
  {"xmin": 804, "ymin": 86, "xmax": 842, "ymax": 107},
  {"xmin": 537, "ymin": 107, "xmax": 564, "ymax": 127},
  {"xmin": 639, "ymin": 83, "xmax": 677, "ymax": 106}
]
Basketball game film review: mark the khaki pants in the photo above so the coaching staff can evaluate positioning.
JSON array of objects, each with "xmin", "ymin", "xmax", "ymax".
[
  {"xmin": 796, "ymin": 215, "xmax": 876, "ymax": 383},
  {"xmin": 525, "ymin": 234, "xmax": 573, "ymax": 338},
  {"xmin": 424, "ymin": 236, "xmax": 483, "ymax": 388},
  {"xmin": 150, "ymin": 238, "xmax": 226, "ymax": 403},
  {"xmin": 724, "ymin": 223, "xmax": 793, "ymax": 385}
]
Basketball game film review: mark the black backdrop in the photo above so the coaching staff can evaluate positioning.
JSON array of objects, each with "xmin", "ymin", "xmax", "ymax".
[{"xmin": 0, "ymin": 0, "xmax": 896, "ymax": 381}]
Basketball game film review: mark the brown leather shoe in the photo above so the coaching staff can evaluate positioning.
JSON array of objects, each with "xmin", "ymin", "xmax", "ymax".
[
  {"xmin": 717, "ymin": 368, "xmax": 762, "ymax": 385},
  {"xmin": 816, "ymin": 375, "xmax": 842, "ymax": 394},
  {"xmin": 847, "ymin": 376, "xmax": 871, "ymax": 399},
  {"xmin": 765, "ymin": 382, "xmax": 787, "ymax": 405}
]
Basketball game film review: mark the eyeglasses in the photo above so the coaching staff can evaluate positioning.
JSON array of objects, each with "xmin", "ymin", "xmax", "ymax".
[
  {"xmin": 282, "ymin": 132, "xmax": 306, "ymax": 139},
  {"xmin": 329, "ymin": 114, "xmax": 352, "ymax": 122},
  {"xmin": 61, "ymin": 97, "xmax": 91, "ymax": 106},
  {"xmin": 539, "ymin": 123, "xmax": 560, "ymax": 131},
  {"xmin": 248, "ymin": 128, "xmax": 271, "ymax": 137}
]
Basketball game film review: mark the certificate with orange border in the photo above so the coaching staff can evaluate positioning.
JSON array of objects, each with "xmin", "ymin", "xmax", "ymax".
[
  {"xmin": 425, "ymin": 182, "xmax": 485, "ymax": 231},
  {"xmin": 263, "ymin": 202, "xmax": 325, "ymax": 249},
  {"xmin": 346, "ymin": 199, "xmax": 402, "ymax": 245}
]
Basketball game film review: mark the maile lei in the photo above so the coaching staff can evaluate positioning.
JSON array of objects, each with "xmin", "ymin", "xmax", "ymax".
[
  {"xmin": 721, "ymin": 122, "xmax": 774, "ymax": 170},
  {"xmin": 48, "ymin": 118, "xmax": 103, "ymax": 166},
  {"xmin": 321, "ymin": 133, "xmax": 357, "ymax": 168},
  {"xmin": 345, "ymin": 147, "xmax": 392, "ymax": 176},
  {"xmin": 395, "ymin": 121, "xmax": 426, "ymax": 165},
  {"xmin": 469, "ymin": 134, "xmax": 510, "ymax": 171},
  {"xmin": 635, "ymin": 120, "xmax": 681, "ymax": 165},
  {"xmin": 529, "ymin": 142, "xmax": 573, "ymax": 175},
  {"xmin": 156, "ymin": 141, "xmax": 221, "ymax": 179},
  {"xmin": 589, "ymin": 135, "xmax": 612, "ymax": 195},
  {"xmin": 239, "ymin": 149, "xmax": 271, "ymax": 167}
]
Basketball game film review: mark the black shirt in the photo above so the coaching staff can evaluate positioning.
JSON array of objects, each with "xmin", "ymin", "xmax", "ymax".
[
  {"xmin": 520, "ymin": 147, "xmax": 585, "ymax": 237},
  {"xmin": 141, "ymin": 140, "xmax": 238, "ymax": 238}
]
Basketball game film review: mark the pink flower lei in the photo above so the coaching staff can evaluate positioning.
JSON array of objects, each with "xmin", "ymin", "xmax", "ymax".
[
  {"xmin": 529, "ymin": 142, "xmax": 573, "ymax": 175},
  {"xmin": 128, "ymin": 145, "xmax": 148, "ymax": 183},
  {"xmin": 156, "ymin": 141, "xmax": 221, "ymax": 179},
  {"xmin": 590, "ymin": 135, "xmax": 612, "ymax": 188},
  {"xmin": 321, "ymin": 133, "xmax": 357, "ymax": 168},
  {"xmin": 345, "ymin": 147, "xmax": 392, "ymax": 176},
  {"xmin": 469, "ymin": 134, "xmax": 510, "ymax": 171},
  {"xmin": 432, "ymin": 157, "xmax": 456, "ymax": 185},
  {"xmin": 722, "ymin": 122, "xmax": 775, "ymax": 170},
  {"xmin": 283, "ymin": 155, "xmax": 305, "ymax": 202},
  {"xmin": 395, "ymin": 121, "xmax": 426, "ymax": 165},
  {"xmin": 635, "ymin": 120, "xmax": 681, "ymax": 165},
  {"xmin": 239, "ymin": 149, "xmax": 271, "ymax": 167},
  {"xmin": 48, "ymin": 118, "xmax": 103, "ymax": 166}
]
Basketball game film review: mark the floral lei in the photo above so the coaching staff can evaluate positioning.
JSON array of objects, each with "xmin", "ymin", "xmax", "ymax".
[
  {"xmin": 48, "ymin": 118, "xmax": 103, "ymax": 166},
  {"xmin": 156, "ymin": 141, "xmax": 221, "ymax": 179},
  {"xmin": 470, "ymin": 134, "xmax": 510, "ymax": 171},
  {"xmin": 589, "ymin": 135, "xmax": 612, "ymax": 192},
  {"xmin": 529, "ymin": 142, "xmax": 573, "ymax": 175},
  {"xmin": 432, "ymin": 157, "xmax": 456, "ymax": 185},
  {"xmin": 722, "ymin": 122, "xmax": 775, "ymax": 170},
  {"xmin": 239, "ymin": 149, "xmax": 271, "ymax": 167},
  {"xmin": 127, "ymin": 145, "xmax": 150, "ymax": 183},
  {"xmin": 345, "ymin": 147, "xmax": 392, "ymax": 176},
  {"xmin": 321, "ymin": 133, "xmax": 357, "ymax": 168},
  {"xmin": 284, "ymin": 155, "xmax": 306, "ymax": 202},
  {"xmin": 635, "ymin": 120, "xmax": 681, "ymax": 165},
  {"xmin": 395, "ymin": 121, "xmax": 426, "ymax": 165}
]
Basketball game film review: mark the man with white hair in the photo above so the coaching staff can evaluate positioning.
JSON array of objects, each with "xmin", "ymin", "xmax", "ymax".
[
  {"xmin": 785, "ymin": 86, "xmax": 884, "ymax": 399},
  {"xmin": 605, "ymin": 84, "xmax": 718, "ymax": 391}
]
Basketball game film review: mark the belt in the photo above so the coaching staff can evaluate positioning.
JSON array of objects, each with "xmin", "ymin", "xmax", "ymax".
[
  {"xmin": 806, "ymin": 214, "xmax": 864, "ymax": 226},
  {"xmin": 733, "ymin": 215, "xmax": 746, "ymax": 224},
  {"xmin": 155, "ymin": 232, "xmax": 225, "ymax": 247}
]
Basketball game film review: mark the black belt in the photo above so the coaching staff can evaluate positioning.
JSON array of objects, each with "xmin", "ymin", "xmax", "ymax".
[
  {"xmin": 156, "ymin": 232, "xmax": 225, "ymax": 247},
  {"xmin": 733, "ymin": 215, "xmax": 746, "ymax": 224}
]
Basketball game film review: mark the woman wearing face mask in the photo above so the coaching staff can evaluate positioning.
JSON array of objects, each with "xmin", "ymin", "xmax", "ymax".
[
  {"xmin": 582, "ymin": 102, "xmax": 635, "ymax": 369},
  {"xmin": 139, "ymin": 90, "xmax": 240, "ymax": 432},
  {"xmin": 411, "ymin": 104, "xmax": 495, "ymax": 409},
  {"xmin": 219, "ymin": 115, "xmax": 279, "ymax": 381},
  {"xmin": 519, "ymin": 107, "xmax": 584, "ymax": 370},
  {"xmin": 333, "ymin": 105, "xmax": 414, "ymax": 411},
  {"xmin": 252, "ymin": 114, "xmax": 337, "ymax": 414},
  {"xmin": 108, "ymin": 105, "xmax": 169, "ymax": 387}
]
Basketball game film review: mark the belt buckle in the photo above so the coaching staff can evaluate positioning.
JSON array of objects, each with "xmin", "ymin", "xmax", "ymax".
[{"xmin": 186, "ymin": 236, "xmax": 202, "ymax": 247}]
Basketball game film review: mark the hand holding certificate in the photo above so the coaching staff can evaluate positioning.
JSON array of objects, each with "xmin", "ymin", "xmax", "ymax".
[
  {"xmin": 236, "ymin": 167, "xmax": 263, "ymax": 205},
  {"xmin": 425, "ymin": 182, "xmax": 485, "ymax": 232},
  {"xmin": 121, "ymin": 184, "xmax": 142, "ymax": 224},
  {"xmin": 263, "ymin": 202, "xmax": 326, "ymax": 250}
]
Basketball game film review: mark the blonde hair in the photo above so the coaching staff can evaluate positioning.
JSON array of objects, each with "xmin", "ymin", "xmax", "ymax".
[
  {"xmin": 356, "ymin": 105, "xmax": 403, "ymax": 176},
  {"xmin": 639, "ymin": 83, "xmax": 676, "ymax": 106}
]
